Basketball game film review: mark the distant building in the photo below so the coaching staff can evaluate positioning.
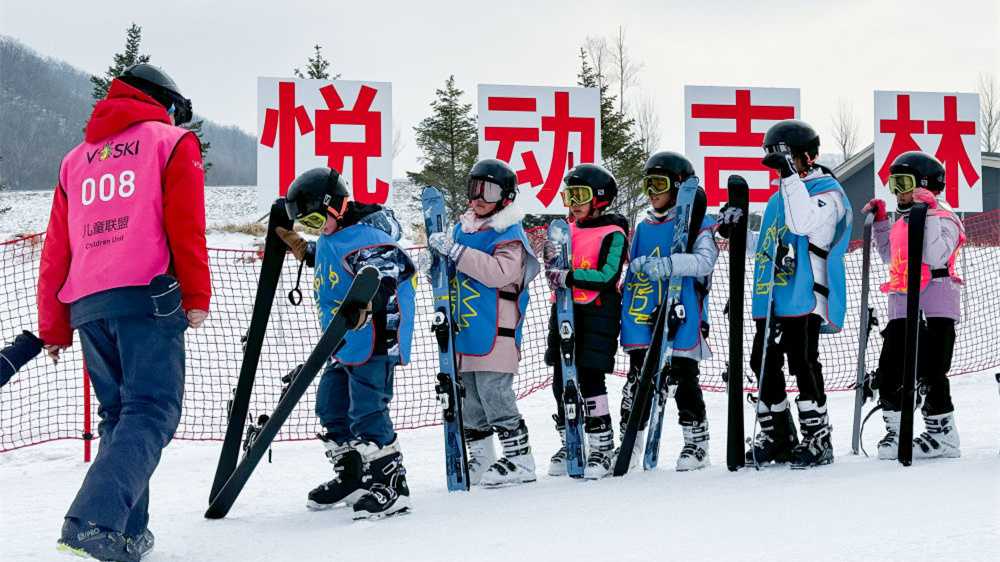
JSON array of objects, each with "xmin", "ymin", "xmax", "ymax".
[{"xmin": 833, "ymin": 144, "xmax": 1000, "ymax": 240}]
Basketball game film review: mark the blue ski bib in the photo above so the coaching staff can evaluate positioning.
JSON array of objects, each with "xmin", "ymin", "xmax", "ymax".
[
  {"xmin": 452, "ymin": 222, "xmax": 539, "ymax": 356},
  {"xmin": 751, "ymin": 175, "xmax": 852, "ymax": 332},
  {"xmin": 314, "ymin": 223, "xmax": 416, "ymax": 364},
  {"xmin": 621, "ymin": 214, "xmax": 715, "ymax": 350}
]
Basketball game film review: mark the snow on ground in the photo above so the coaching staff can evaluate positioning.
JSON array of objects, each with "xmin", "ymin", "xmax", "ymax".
[{"xmin": 1, "ymin": 371, "xmax": 997, "ymax": 562}]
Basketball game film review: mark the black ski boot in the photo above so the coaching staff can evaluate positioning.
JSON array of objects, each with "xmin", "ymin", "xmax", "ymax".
[
  {"xmin": 307, "ymin": 434, "xmax": 365, "ymax": 510},
  {"xmin": 57, "ymin": 518, "xmax": 137, "ymax": 562},
  {"xmin": 745, "ymin": 399, "xmax": 799, "ymax": 466},
  {"xmin": 790, "ymin": 399, "xmax": 834, "ymax": 469},
  {"xmin": 352, "ymin": 438, "xmax": 411, "ymax": 520}
]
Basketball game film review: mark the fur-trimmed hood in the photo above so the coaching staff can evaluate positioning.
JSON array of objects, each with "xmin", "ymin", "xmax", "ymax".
[{"xmin": 458, "ymin": 203, "xmax": 525, "ymax": 234}]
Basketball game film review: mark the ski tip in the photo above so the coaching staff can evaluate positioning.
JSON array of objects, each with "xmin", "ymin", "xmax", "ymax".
[{"xmin": 726, "ymin": 174, "xmax": 749, "ymax": 190}]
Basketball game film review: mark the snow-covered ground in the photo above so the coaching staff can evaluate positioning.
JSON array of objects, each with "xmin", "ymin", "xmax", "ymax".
[{"xmin": 2, "ymin": 371, "xmax": 997, "ymax": 562}]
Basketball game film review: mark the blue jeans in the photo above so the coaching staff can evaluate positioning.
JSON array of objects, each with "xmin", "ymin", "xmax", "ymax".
[
  {"xmin": 66, "ymin": 311, "xmax": 186, "ymax": 534},
  {"xmin": 315, "ymin": 355, "xmax": 397, "ymax": 447}
]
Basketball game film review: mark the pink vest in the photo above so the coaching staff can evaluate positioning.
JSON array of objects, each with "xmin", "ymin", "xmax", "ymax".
[
  {"xmin": 57, "ymin": 121, "xmax": 189, "ymax": 304},
  {"xmin": 881, "ymin": 206, "xmax": 965, "ymax": 294},
  {"xmin": 569, "ymin": 222, "xmax": 625, "ymax": 304}
]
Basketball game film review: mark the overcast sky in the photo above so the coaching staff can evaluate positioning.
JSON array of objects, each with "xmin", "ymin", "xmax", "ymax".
[{"xmin": 2, "ymin": 0, "xmax": 997, "ymax": 176}]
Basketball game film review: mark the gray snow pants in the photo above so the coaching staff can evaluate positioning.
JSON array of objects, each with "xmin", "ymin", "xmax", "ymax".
[{"xmin": 461, "ymin": 371, "xmax": 522, "ymax": 434}]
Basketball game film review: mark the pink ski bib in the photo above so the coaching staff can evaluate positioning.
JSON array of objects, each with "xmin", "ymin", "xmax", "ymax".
[
  {"xmin": 57, "ymin": 121, "xmax": 190, "ymax": 304},
  {"xmin": 881, "ymin": 207, "xmax": 965, "ymax": 294},
  {"xmin": 569, "ymin": 222, "xmax": 625, "ymax": 304}
]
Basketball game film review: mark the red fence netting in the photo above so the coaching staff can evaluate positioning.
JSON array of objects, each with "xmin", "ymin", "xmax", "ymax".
[{"xmin": 2, "ymin": 212, "xmax": 998, "ymax": 453}]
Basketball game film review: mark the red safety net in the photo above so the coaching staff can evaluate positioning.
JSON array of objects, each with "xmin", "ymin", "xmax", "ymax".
[{"xmin": 2, "ymin": 211, "xmax": 998, "ymax": 453}]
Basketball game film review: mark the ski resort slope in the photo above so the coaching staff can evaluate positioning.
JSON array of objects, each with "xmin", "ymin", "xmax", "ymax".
[{"xmin": 1, "ymin": 372, "xmax": 997, "ymax": 562}]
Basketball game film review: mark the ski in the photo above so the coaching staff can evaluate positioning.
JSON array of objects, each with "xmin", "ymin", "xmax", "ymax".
[
  {"xmin": 421, "ymin": 186, "xmax": 471, "ymax": 492},
  {"xmin": 612, "ymin": 305, "xmax": 666, "ymax": 476},
  {"xmin": 548, "ymin": 218, "xmax": 586, "ymax": 478},
  {"xmin": 209, "ymin": 200, "xmax": 293, "ymax": 502},
  {"xmin": 644, "ymin": 178, "xmax": 707, "ymax": 470},
  {"xmin": 851, "ymin": 212, "xmax": 878, "ymax": 454},
  {"xmin": 205, "ymin": 266, "xmax": 381, "ymax": 519},
  {"xmin": 898, "ymin": 203, "xmax": 928, "ymax": 467},
  {"xmin": 723, "ymin": 175, "xmax": 749, "ymax": 471}
]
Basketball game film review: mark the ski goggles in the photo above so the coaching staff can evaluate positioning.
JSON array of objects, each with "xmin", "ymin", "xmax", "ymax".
[
  {"xmin": 560, "ymin": 184, "xmax": 594, "ymax": 207},
  {"xmin": 643, "ymin": 175, "xmax": 674, "ymax": 196},
  {"xmin": 763, "ymin": 143, "xmax": 792, "ymax": 156},
  {"xmin": 288, "ymin": 196, "xmax": 348, "ymax": 230},
  {"xmin": 887, "ymin": 173, "xmax": 918, "ymax": 195},
  {"xmin": 467, "ymin": 178, "xmax": 505, "ymax": 203}
]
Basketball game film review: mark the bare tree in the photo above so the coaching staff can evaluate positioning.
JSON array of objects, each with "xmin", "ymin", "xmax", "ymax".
[
  {"xmin": 583, "ymin": 36, "xmax": 610, "ymax": 93},
  {"xmin": 831, "ymin": 98, "xmax": 860, "ymax": 161},
  {"xmin": 979, "ymin": 73, "xmax": 1000, "ymax": 153},
  {"xmin": 634, "ymin": 94, "xmax": 661, "ymax": 156},
  {"xmin": 611, "ymin": 26, "xmax": 643, "ymax": 114}
]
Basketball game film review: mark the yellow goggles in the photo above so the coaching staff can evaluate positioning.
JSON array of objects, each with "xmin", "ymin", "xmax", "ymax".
[
  {"xmin": 561, "ymin": 185, "xmax": 594, "ymax": 207},
  {"xmin": 643, "ymin": 175, "xmax": 674, "ymax": 196},
  {"xmin": 298, "ymin": 211, "xmax": 328, "ymax": 230},
  {"xmin": 888, "ymin": 173, "xmax": 918, "ymax": 195}
]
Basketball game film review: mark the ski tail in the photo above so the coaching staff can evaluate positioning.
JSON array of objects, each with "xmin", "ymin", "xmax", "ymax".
[
  {"xmin": 205, "ymin": 267, "xmax": 381, "ymax": 518},
  {"xmin": 209, "ymin": 199, "xmax": 292, "ymax": 503},
  {"xmin": 898, "ymin": 203, "xmax": 928, "ymax": 466},
  {"xmin": 851, "ymin": 212, "xmax": 876, "ymax": 454}
]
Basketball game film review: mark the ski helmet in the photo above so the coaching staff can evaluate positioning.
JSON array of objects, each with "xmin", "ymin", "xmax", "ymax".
[
  {"xmin": 763, "ymin": 119, "xmax": 820, "ymax": 161},
  {"xmin": 467, "ymin": 158, "xmax": 518, "ymax": 211},
  {"xmin": 561, "ymin": 163, "xmax": 618, "ymax": 210},
  {"xmin": 284, "ymin": 167, "xmax": 351, "ymax": 229},
  {"xmin": 643, "ymin": 151, "xmax": 694, "ymax": 198},
  {"xmin": 119, "ymin": 63, "xmax": 193, "ymax": 125},
  {"xmin": 888, "ymin": 151, "xmax": 945, "ymax": 194}
]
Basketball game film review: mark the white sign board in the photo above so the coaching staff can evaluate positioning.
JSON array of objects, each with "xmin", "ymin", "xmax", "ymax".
[
  {"xmin": 257, "ymin": 78, "xmax": 393, "ymax": 212},
  {"xmin": 478, "ymin": 84, "xmax": 601, "ymax": 215},
  {"xmin": 684, "ymin": 85, "xmax": 800, "ymax": 210},
  {"xmin": 874, "ymin": 91, "xmax": 982, "ymax": 212}
]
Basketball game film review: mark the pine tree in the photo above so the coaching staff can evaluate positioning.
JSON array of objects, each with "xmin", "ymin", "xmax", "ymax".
[
  {"xmin": 576, "ymin": 48, "xmax": 646, "ymax": 224},
  {"xmin": 90, "ymin": 24, "xmax": 212, "ymax": 176},
  {"xmin": 408, "ymin": 75, "xmax": 478, "ymax": 216},
  {"xmin": 294, "ymin": 45, "xmax": 340, "ymax": 80},
  {"xmin": 90, "ymin": 23, "xmax": 150, "ymax": 102}
]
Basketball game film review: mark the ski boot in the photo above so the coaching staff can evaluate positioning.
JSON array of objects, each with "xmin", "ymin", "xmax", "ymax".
[
  {"xmin": 352, "ymin": 438, "xmax": 411, "ymax": 520},
  {"xmin": 676, "ymin": 419, "xmax": 710, "ymax": 471},
  {"xmin": 307, "ymin": 435, "xmax": 365, "ymax": 510},
  {"xmin": 877, "ymin": 410, "xmax": 901, "ymax": 460},
  {"xmin": 912, "ymin": 411, "xmax": 961, "ymax": 459},
  {"xmin": 465, "ymin": 428, "xmax": 496, "ymax": 486},
  {"xmin": 126, "ymin": 529, "xmax": 154, "ymax": 560},
  {"xmin": 548, "ymin": 415, "xmax": 568, "ymax": 477},
  {"xmin": 790, "ymin": 399, "xmax": 834, "ymax": 469},
  {"xmin": 745, "ymin": 399, "xmax": 799, "ymax": 466},
  {"xmin": 57, "ymin": 518, "xmax": 137, "ymax": 562},
  {"xmin": 612, "ymin": 423, "xmax": 643, "ymax": 472},
  {"xmin": 481, "ymin": 420, "xmax": 537, "ymax": 487},
  {"xmin": 583, "ymin": 426, "xmax": 615, "ymax": 480}
]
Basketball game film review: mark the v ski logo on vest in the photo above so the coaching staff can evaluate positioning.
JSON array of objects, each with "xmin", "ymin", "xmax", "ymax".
[{"xmin": 86, "ymin": 140, "xmax": 140, "ymax": 164}]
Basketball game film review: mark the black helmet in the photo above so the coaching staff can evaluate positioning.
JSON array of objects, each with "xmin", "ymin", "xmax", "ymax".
[
  {"xmin": 763, "ymin": 119, "xmax": 820, "ymax": 160},
  {"xmin": 468, "ymin": 158, "xmax": 518, "ymax": 210},
  {"xmin": 889, "ymin": 151, "xmax": 945, "ymax": 193},
  {"xmin": 120, "ymin": 63, "xmax": 193, "ymax": 125},
  {"xmin": 285, "ymin": 168, "xmax": 351, "ymax": 227},
  {"xmin": 563, "ymin": 163, "xmax": 617, "ymax": 209},
  {"xmin": 644, "ymin": 151, "xmax": 695, "ymax": 183}
]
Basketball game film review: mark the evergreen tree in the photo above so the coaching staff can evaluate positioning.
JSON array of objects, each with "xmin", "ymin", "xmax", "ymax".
[
  {"xmin": 90, "ymin": 23, "xmax": 150, "ymax": 102},
  {"xmin": 90, "ymin": 24, "xmax": 212, "ymax": 175},
  {"xmin": 294, "ymin": 45, "xmax": 340, "ymax": 80},
  {"xmin": 576, "ymin": 48, "xmax": 647, "ymax": 224},
  {"xmin": 408, "ymin": 75, "xmax": 478, "ymax": 216}
]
